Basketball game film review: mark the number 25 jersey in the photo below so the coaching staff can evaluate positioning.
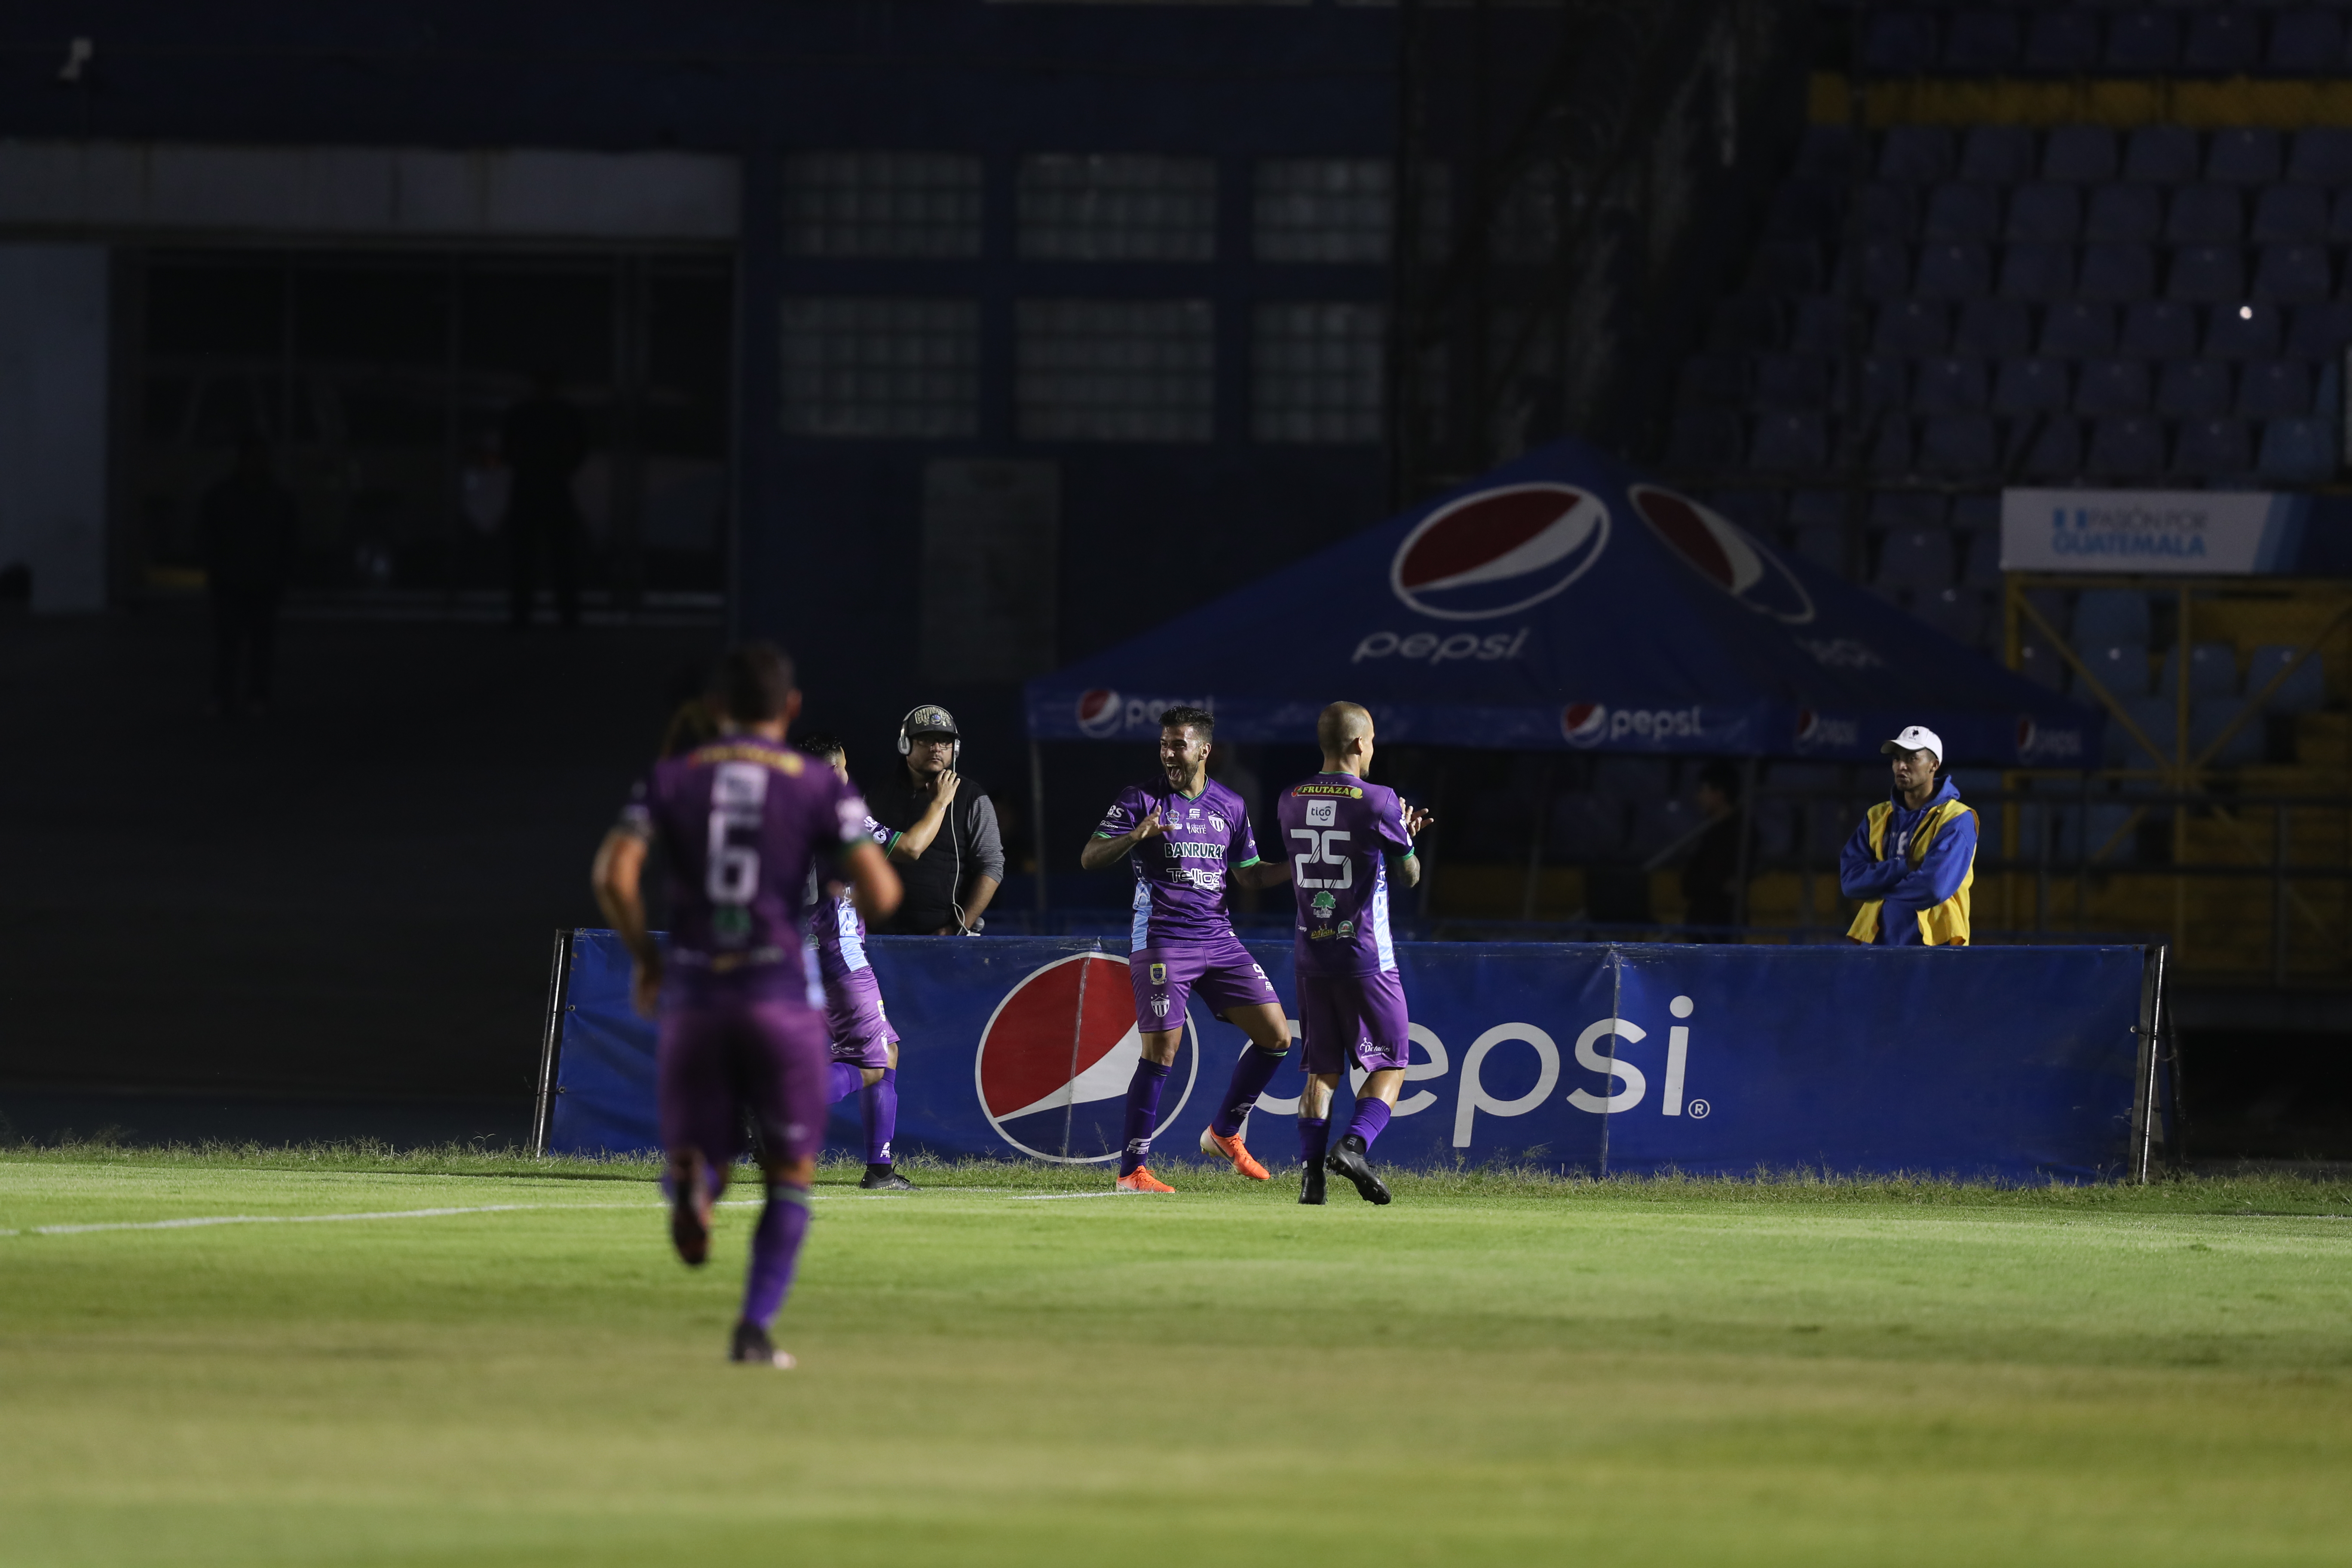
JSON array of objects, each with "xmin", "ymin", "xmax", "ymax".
[{"xmin": 1277, "ymin": 773, "xmax": 1414, "ymax": 977}]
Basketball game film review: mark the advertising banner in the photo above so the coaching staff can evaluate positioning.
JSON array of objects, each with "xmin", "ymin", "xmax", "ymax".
[
  {"xmin": 2000, "ymin": 488, "xmax": 2308, "ymax": 575},
  {"xmin": 548, "ymin": 933, "xmax": 2149, "ymax": 1182}
]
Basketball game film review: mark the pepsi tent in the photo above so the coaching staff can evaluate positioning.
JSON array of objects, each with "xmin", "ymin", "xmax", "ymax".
[{"xmin": 1024, "ymin": 437, "xmax": 2095, "ymax": 767}]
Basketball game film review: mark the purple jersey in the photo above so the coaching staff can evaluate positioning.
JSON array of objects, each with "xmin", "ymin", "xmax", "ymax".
[
  {"xmin": 1277, "ymin": 773, "xmax": 1414, "ymax": 976},
  {"xmin": 619, "ymin": 737, "xmax": 872, "ymax": 1005},
  {"xmin": 805, "ymin": 813, "xmax": 896, "ymax": 986},
  {"xmin": 1095, "ymin": 779, "xmax": 1262, "ymax": 946}
]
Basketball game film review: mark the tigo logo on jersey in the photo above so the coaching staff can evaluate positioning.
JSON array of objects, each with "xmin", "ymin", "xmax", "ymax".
[
  {"xmin": 974, "ymin": 954, "xmax": 1196, "ymax": 1163},
  {"xmin": 1794, "ymin": 708, "xmax": 1859, "ymax": 751},
  {"xmin": 1562, "ymin": 703, "xmax": 1706, "ymax": 750},
  {"xmin": 1390, "ymin": 484, "xmax": 1610, "ymax": 621},
  {"xmin": 1629, "ymin": 485, "xmax": 1815, "ymax": 626}
]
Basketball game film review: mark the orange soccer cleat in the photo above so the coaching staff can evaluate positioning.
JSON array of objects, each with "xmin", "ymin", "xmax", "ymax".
[
  {"xmin": 1116, "ymin": 1167, "xmax": 1176, "ymax": 1193},
  {"xmin": 1198, "ymin": 1126, "xmax": 1271, "ymax": 1181}
]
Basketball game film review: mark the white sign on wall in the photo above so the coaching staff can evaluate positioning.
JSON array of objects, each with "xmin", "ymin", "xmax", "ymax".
[{"xmin": 2000, "ymin": 489, "xmax": 2308, "ymax": 576}]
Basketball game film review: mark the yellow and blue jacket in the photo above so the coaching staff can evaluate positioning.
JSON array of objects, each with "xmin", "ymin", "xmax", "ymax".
[{"xmin": 1838, "ymin": 777, "xmax": 1977, "ymax": 947}]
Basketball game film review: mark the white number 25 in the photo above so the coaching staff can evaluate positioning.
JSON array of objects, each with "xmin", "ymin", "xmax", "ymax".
[{"xmin": 1290, "ymin": 828, "xmax": 1354, "ymax": 891}]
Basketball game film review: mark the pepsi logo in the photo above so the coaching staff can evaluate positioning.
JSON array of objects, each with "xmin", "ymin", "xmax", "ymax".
[
  {"xmin": 1628, "ymin": 485, "xmax": 1815, "ymax": 626},
  {"xmin": 1795, "ymin": 708, "xmax": 1860, "ymax": 750},
  {"xmin": 1391, "ymin": 484, "xmax": 1610, "ymax": 622},
  {"xmin": 2015, "ymin": 717, "xmax": 2082, "ymax": 762},
  {"xmin": 1562, "ymin": 704, "xmax": 1607, "ymax": 748},
  {"xmin": 1076, "ymin": 689, "xmax": 1123, "ymax": 738},
  {"xmin": 973, "ymin": 953, "xmax": 1196, "ymax": 1163}
]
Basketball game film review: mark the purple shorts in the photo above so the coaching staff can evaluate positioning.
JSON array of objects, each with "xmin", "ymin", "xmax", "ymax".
[
  {"xmin": 657, "ymin": 998, "xmax": 830, "ymax": 1176},
  {"xmin": 1297, "ymin": 969, "xmax": 1412, "ymax": 1076},
  {"xmin": 823, "ymin": 967, "xmax": 899, "ymax": 1070},
  {"xmin": 1130, "ymin": 934, "xmax": 1281, "ymax": 1033}
]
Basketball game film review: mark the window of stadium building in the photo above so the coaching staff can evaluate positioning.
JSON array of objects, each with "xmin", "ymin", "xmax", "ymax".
[
  {"xmin": 783, "ymin": 152, "xmax": 984, "ymax": 259},
  {"xmin": 1253, "ymin": 302, "xmax": 1384, "ymax": 444},
  {"xmin": 779, "ymin": 297, "xmax": 980, "ymax": 439},
  {"xmin": 1253, "ymin": 159, "xmax": 1452, "ymax": 264},
  {"xmin": 1015, "ymin": 298, "xmax": 1214, "ymax": 442},
  {"xmin": 1017, "ymin": 155, "xmax": 1217, "ymax": 262}
]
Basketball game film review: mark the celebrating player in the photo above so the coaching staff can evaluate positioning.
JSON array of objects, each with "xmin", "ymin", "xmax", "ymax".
[
  {"xmin": 1081, "ymin": 706, "xmax": 1293, "ymax": 1191},
  {"xmin": 1279, "ymin": 702, "xmax": 1430, "ymax": 1206},
  {"xmin": 795, "ymin": 732, "xmax": 952, "ymax": 1192},
  {"xmin": 591, "ymin": 644, "xmax": 900, "ymax": 1368}
]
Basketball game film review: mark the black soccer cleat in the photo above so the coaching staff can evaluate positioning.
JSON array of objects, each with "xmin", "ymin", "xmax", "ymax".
[
  {"xmin": 669, "ymin": 1152, "xmax": 713, "ymax": 1266},
  {"xmin": 1325, "ymin": 1137, "xmax": 1392, "ymax": 1206},
  {"xmin": 1298, "ymin": 1159, "xmax": 1327, "ymax": 1206},
  {"xmin": 859, "ymin": 1165, "xmax": 916, "ymax": 1191},
  {"xmin": 729, "ymin": 1320, "xmax": 796, "ymax": 1369}
]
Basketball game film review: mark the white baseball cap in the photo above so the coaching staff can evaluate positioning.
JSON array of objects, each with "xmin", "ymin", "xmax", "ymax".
[{"xmin": 1880, "ymin": 724, "xmax": 1944, "ymax": 761}]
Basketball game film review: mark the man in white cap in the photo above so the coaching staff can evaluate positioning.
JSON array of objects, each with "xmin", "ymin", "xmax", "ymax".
[{"xmin": 1838, "ymin": 724, "xmax": 1978, "ymax": 946}]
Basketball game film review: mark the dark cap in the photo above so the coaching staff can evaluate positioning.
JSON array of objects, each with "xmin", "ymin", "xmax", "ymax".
[{"xmin": 904, "ymin": 703, "xmax": 959, "ymax": 738}]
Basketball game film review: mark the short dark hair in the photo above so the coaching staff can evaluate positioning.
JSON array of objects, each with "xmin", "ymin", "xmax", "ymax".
[
  {"xmin": 796, "ymin": 731, "xmax": 845, "ymax": 763},
  {"xmin": 1158, "ymin": 705, "xmax": 1214, "ymax": 739},
  {"xmin": 714, "ymin": 642, "xmax": 796, "ymax": 723}
]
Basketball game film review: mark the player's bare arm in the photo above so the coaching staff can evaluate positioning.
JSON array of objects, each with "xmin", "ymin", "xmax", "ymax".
[
  {"xmin": 1231, "ymin": 858, "xmax": 1291, "ymax": 890},
  {"xmin": 1392, "ymin": 805, "xmax": 1436, "ymax": 888},
  {"xmin": 889, "ymin": 768, "xmax": 960, "ymax": 861},
  {"xmin": 1079, "ymin": 808, "xmax": 1164, "ymax": 871},
  {"xmin": 590, "ymin": 827, "xmax": 662, "ymax": 1018}
]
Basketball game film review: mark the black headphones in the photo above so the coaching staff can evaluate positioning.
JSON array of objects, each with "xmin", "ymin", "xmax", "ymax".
[{"xmin": 897, "ymin": 704, "xmax": 962, "ymax": 766}]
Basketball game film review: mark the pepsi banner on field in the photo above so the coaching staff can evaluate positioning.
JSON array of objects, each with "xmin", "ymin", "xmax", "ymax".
[
  {"xmin": 548, "ymin": 933, "xmax": 2150, "ymax": 1182},
  {"xmin": 1026, "ymin": 436, "xmax": 2094, "ymax": 768}
]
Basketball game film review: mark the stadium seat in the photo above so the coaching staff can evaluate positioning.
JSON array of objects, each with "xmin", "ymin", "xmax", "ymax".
[
  {"xmin": 2160, "ymin": 642, "xmax": 2241, "ymax": 701},
  {"xmin": 1791, "ymin": 521, "xmax": 1846, "ymax": 571},
  {"xmin": 2043, "ymin": 300, "xmax": 2118, "ymax": 355},
  {"xmin": 2207, "ymin": 301, "xmax": 2286, "ymax": 358},
  {"xmin": 1923, "ymin": 183, "xmax": 2001, "ymax": 244},
  {"xmin": 1547, "ymin": 793, "xmax": 1627, "ymax": 861},
  {"xmin": 1920, "ymin": 414, "xmax": 1999, "ymax": 476},
  {"xmin": 2081, "ymin": 243, "xmax": 2157, "ymax": 301},
  {"xmin": 1956, "ymin": 499, "xmax": 2005, "ymax": 587},
  {"xmin": 2155, "ymin": 359, "xmax": 2233, "ymax": 418},
  {"xmin": 2248, "ymin": 643, "xmax": 2329, "ymax": 714},
  {"xmin": 1915, "ymin": 585, "xmax": 1988, "ymax": 647},
  {"xmin": 1790, "ymin": 295, "xmax": 1848, "ymax": 356},
  {"xmin": 2076, "ymin": 588, "xmax": 2152, "ymax": 650},
  {"xmin": 1869, "ymin": 416, "xmax": 1918, "ymax": 475},
  {"xmin": 1708, "ymin": 295, "xmax": 1784, "ymax": 352},
  {"xmin": 2330, "ymin": 188, "xmax": 2352, "ymax": 244},
  {"xmin": 1766, "ymin": 178, "xmax": 1845, "ymax": 242},
  {"xmin": 2269, "ymin": 9, "xmax": 2348, "ymax": 75},
  {"xmin": 1916, "ymin": 242, "xmax": 1994, "ymax": 300},
  {"xmin": 2016, "ymin": 637, "xmax": 2069, "ymax": 694},
  {"xmin": 2083, "ymin": 799, "xmax": 2145, "ymax": 860},
  {"xmin": 2086, "ymin": 416, "xmax": 2167, "ymax": 478},
  {"xmin": 1796, "ymin": 126, "xmax": 1863, "ymax": 182},
  {"xmin": 1914, "ymin": 357, "xmax": 1989, "ymax": 413},
  {"xmin": 1748, "ymin": 240, "xmax": 1825, "ymax": 296},
  {"xmin": 2190, "ymin": 695, "xmax": 2263, "ymax": 768},
  {"xmin": 2104, "ymin": 11, "xmax": 2180, "ymax": 71},
  {"xmin": 1751, "ymin": 411, "xmax": 1828, "ymax": 472},
  {"xmin": 1870, "ymin": 490, "xmax": 1948, "ymax": 531},
  {"xmin": 1945, "ymin": 10, "xmax": 2022, "ymax": 71},
  {"xmin": 1678, "ymin": 354, "xmax": 1749, "ymax": 410},
  {"xmin": 2044, "ymin": 125, "xmax": 2119, "ymax": 184},
  {"xmin": 1838, "ymin": 355, "xmax": 1911, "ymax": 414},
  {"xmin": 1839, "ymin": 240, "xmax": 1913, "ymax": 300},
  {"xmin": 2085, "ymin": 183, "xmax": 2162, "ymax": 245},
  {"xmin": 2007, "ymin": 181, "xmax": 2083, "ymax": 243},
  {"xmin": 2285, "ymin": 301, "xmax": 2352, "ymax": 359},
  {"xmin": 2166, "ymin": 245, "xmax": 2244, "ymax": 301},
  {"xmin": 1857, "ymin": 182, "xmax": 1920, "ymax": 242},
  {"xmin": 2255, "ymin": 417, "xmax": 2338, "ymax": 481},
  {"xmin": 1960, "ymin": 125, "xmax": 2037, "ymax": 185},
  {"xmin": 2208, "ymin": 128, "xmax": 2285, "ymax": 186},
  {"xmin": 2239, "ymin": 359, "xmax": 2313, "ymax": 417},
  {"xmin": 1753, "ymin": 354, "xmax": 1831, "ymax": 410},
  {"xmin": 1875, "ymin": 298, "xmax": 1952, "ymax": 354},
  {"xmin": 2024, "ymin": 9, "xmax": 2102, "ymax": 74},
  {"xmin": 2125, "ymin": 125, "xmax": 2201, "ymax": 186},
  {"xmin": 2079, "ymin": 641, "xmax": 2153, "ymax": 699},
  {"xmin": 1880, "ymin": 125, "xmax": 1957, "ymax": 184},
  {"xmin": 2119, "ymin": 300, "xmax": 2198, "ymax": 358},
  {"xmin": 2165, "ymin": 184, "xmax": 2242, "ymax": 245},
  {"xmin": 1993, "ymin": 357, "xmax": 2071, "ymax": 414},
  {"xmin": 1951, "ymin": 491, "xmax": 1998, "ymax": 536},
  {"xmin": 1786, "ymin": 489, "xmax": 1844, "ymax": 532},
  {"xmin": 2077, "ymin": 358, "xmax": 2152, "ymax": 414},
  {"xmin": 1956, "ymin": 297, "xmax": 2034, "ymax": 358},
  {"xmin": 1669, "ymin": 408, "xmax": 1746, "ymax": 470},
  {"xmin": 2002, "ymin": 242, "xmax": 2077, "ymax": 301},
  {"xmin": 2174, "ymin": 416, "xmax": 2254, "ymax": 477},
  {"xmin": 2287, "ymin": 126, "xmax": 2352, "ymax": 186},
  {"xmin": 1865, "ymin": 12, "xmax": 1943, "ymax": 77},
  {"xmin": 2251, "ymin": 185, "xmax": 2329, "ymax": 245},
  {"xmin": 2254, "ymin": 245, "xmax": 2334, "ymax": 303},
  {"xmin": 2026, "ymin": 585, "xmax": 2073, "ymax": 641},
  {"xmin": 2104, "ymin": 696, "xmax": 2177, "ymax": 767},
  {"xmin": 2012, "ymin": 413, "xmax": 2086, "ymax": 479},
  {"xmin": 1707, "ymin": 489, "xmax": 1784, "ymax": 533},
  {"xmin": 2183, "ymin": 9, "xmax": 2261, "ymax": 72},
  {"xmin": 1874, "ymin": 525, "xmax": 1957, "ymax": 592}
]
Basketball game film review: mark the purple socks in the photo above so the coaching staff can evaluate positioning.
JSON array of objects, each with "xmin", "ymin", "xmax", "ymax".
[
  {"xmin": 739, "ymin": 1180, "xmax": 812, "ymax": 1329},
  {"xmin": 1211, "ymin": 1046, "xmax": 1289, "ymax": 1138},
  {"xmin": 861, "ymin": 1066, "xmax": 898, "ymax": 1167},
  {"xmin": 1345, "ymin": 1096, "xmax": 1393, "ymax": 1151},
  {"xmin": 1119, "ymin": 1059, "xmax": 1171, "ymax": 1176},
  {"xmin": 1297, "ymin": 1117, "xmax": 1330, "ymax": 1171},
  {"xmin": 826, "ymin": 1061, "xmax": 864, "ymax": 1106}
]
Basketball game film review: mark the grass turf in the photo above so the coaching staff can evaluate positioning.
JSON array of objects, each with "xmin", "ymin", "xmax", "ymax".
[{"xmin": 2, "ymin": 1147, "xmax": 2348, "ymax": 1566}]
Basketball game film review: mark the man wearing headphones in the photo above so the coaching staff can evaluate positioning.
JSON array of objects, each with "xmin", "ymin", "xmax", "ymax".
[{"xmin": 866, "ymin": 704, "xmax": 1005, "ymax": 936}]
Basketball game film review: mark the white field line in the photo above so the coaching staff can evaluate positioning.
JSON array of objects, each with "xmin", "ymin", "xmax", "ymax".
[{"xmin": 1008, "ymin": 1189, "xmax": 1148, "ymax": 1201}]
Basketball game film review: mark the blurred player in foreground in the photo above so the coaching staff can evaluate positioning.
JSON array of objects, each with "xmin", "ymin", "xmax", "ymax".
[
  {"xmin": 1278, "ymin": 703, "xmax": 1430, "ymax": 1205},
  {"xmin": 1082, "ymin": 706, "xmax": 1293, "ymax": 1191},
  {"xmin": 795, "ymin": 732, "xmax": 956, "ymax": 1191},
  {"xmin": 592, "ymin": 645, "xmax": 900, "ymax": 1367}
]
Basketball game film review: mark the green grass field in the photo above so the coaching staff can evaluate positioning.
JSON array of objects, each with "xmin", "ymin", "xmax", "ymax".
[{"xmin": 3, "ymin": 1146, "xmax": 2349, "ymax": 1567}]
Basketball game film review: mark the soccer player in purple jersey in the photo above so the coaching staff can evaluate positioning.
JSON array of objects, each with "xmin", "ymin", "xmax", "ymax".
[
  {"xmin": 1082, "ymin": 706, "xmax": 1293, "ymax": 1191},
  {"xmin": 591, "ymin": 644, "xmax": 900, "ymax": 1368},
  {"xmin": 796, "ymin": 733, "xmax": 956, "ymax": 1192},
  {"xmin": 1278, "ymin": 703, "xmax": 1432, "ymax": 1206}
]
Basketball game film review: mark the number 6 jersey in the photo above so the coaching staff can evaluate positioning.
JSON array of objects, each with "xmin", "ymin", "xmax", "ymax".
[{"xmin": 1277, "ymin": 773, "xmax": 1415, "ymax": 977}]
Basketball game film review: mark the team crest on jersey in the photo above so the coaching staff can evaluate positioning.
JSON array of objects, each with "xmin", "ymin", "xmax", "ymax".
[
  {"xmin": 1152, "ymin": 995, "xmax": 1171, "ymax": 1018},
  {"xmin": 1208, "ymin": 813, "xmax": 1228, "ymax": 833},
  {"xmin": 1149, "ymin": 962, "xmax": 1167, "ymax": 984},
  {"xmin": 1311, "ymin": 891, "xmax": 1336, "ymax": 916},
  {"xmin": 1337, "ymin": 921, "xmax": 1354, "ymax": 938}
]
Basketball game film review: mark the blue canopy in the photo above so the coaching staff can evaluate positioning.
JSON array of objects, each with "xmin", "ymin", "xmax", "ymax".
[{"xmin": 1026, "ymin": 438, "xmax": 2097, "ymax": 766}]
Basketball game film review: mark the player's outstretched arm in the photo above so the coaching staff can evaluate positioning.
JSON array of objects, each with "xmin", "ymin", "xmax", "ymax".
[
  {"xmin": 591, "ymin": 828, "xmax": 662, "ymax": 1017},
  {"xmin": 842, "ymin": 840, "xmax": 903, "ymax": 925},
  {"xmin": 889, "ymin": 769, "xmax": 960, "ymax": 861},
  {"xmin": 1231, "ymin": 858, "xmax": 1291, "ymax": 890},
  {"xmin": 1079, "ymin": 808, "xmax": 1162, "ymax": 871},
  {"xmin": 1391, "ymin": 805, "xmax": 1434, "ymax": 888}
]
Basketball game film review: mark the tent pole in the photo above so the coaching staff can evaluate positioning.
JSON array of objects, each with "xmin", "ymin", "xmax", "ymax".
[
  {"xmin": 1731, "ymin": 757, "xmax": 1759, "ymax": 935},
  {"xmin": 1029, "ymin": 739, "xmax": 1047, "ymax": 917},
  {"xmin": 1519, "ymin": 755, "xmax": 1552, "ymax": 921}
]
